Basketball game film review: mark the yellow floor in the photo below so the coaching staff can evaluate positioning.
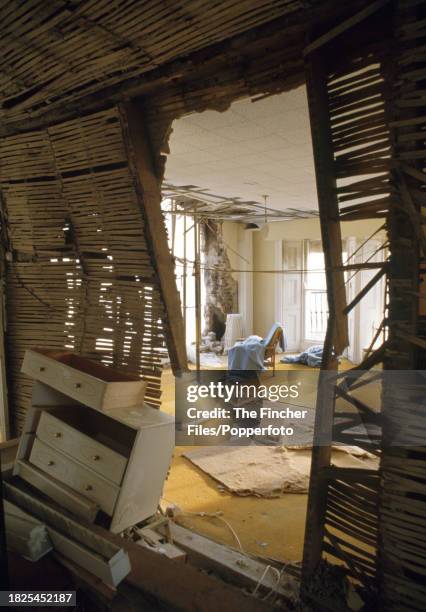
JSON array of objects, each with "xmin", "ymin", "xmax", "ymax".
[
  {"xmin": 161, "ymin": 356, "xmax": 379, "ymax": 565},
  {"xmin": 161, "ymin": 360, "xmax": 316, "ymax": 563}
]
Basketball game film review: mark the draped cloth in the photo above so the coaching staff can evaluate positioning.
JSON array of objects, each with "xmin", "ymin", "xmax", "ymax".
[{"xmin": 228, "ymin": 323, "xmax": 286, "ymax": 371}]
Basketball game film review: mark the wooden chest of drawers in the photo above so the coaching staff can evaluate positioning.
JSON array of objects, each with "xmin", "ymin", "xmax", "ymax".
[{"xmin": 15, "ymin": 354, "xmax": 175, "ymax": 533}]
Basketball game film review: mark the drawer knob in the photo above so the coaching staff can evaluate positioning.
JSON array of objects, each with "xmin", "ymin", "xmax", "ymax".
[
  {"xmin": 54, "ymin": 432, "xmax": 62, "ymax": 438},
  {"xmin": 48, "ymin": 460, "xmax": 55, "ymax": 466},
  {"xmin": 91, "ymin": 455, "xmax": 100, "ymax": 461},
  {"xmin": 85, "ymin": 485, "xmax": 93, "ymax": 492},
  {"xmin": 75, "ymin": 383, "xmax": 82, "ymax": 389},
  {"xmin": 39, "ymin": 366, "xmax": 46, "ymax": 372}
]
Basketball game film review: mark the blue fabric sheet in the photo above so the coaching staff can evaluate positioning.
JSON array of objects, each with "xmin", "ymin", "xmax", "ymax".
[
  {"xmin": 227, "ymin": 323, "xmax": 286, "ymax": 371},
  {"xmin": 280, "ymin": 344, "xmax": 324, "ymax": 368}
]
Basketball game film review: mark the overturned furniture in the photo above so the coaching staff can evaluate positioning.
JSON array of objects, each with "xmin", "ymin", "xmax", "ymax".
[
  {"xmin": 4, "ymin": 481, "xmax": 131, "ymax": 588},
  {"xmin": 15, "ymin": 349, "xmax": 175, "ymax": 532}
]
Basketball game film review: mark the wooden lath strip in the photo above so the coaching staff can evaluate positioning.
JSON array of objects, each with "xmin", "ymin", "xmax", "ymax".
[
  {"xmin": 304, "ymin": 0, "xmax": 391, "ymax": 56},
  {"xmin": 325, "ymin": 514, "xmax": 378, "ymax": 546},
  {"xmin": 323, "ymin": 530, "xmax": 375, "ymax": 581},
  {"xmin": 344, "ymin": 266, "xmax": 387, "ymax": 314}
]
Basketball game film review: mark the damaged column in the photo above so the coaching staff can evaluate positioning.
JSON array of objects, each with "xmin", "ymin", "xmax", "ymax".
[{"xmin": 201, "ymin": 220, "xmax": 238, "ymax": 353}]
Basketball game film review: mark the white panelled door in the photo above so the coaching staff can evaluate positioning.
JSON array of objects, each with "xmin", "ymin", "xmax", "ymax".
[{"xmin": 281, "ymin": 240, "xmax": 302, "ymax": 351}]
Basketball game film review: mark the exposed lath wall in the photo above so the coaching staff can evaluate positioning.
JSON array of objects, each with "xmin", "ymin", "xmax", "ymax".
[
  {"xmin": 0, "ymin": 1, "xmax": 423, "ymax": 602},
  {"xmin": 302, "ymin": 1, "xmax": 426, "ymax": 607},
  {"xmin": 0, "ymin": 107, "xmax": 169, "ymax": 433},
  {"xmin": 302, "ymin": 28, "xmax": 387, "ymax": 588},
  {"xmin": 0, "ymin": 0, "xmax": 307, "ymax": 128},
  {"xmin": 143, "ymin": 20, "xmax": 306, "ymax": 181},
  {"xmin": 380, "ymin": 1, "xmax": 426, "ymax": 607}
]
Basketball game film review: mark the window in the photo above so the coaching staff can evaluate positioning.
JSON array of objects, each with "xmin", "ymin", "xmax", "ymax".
[
  {"xmin": 304, "ymin": 240, "xmax": 328, "ymax": 342},
  {"xmin": 281, "ymin": 237, "xmax": 383, "ymax": 360},
  {"xmin": 303, "ymin": 240, "xmax": 348, "ymax": 343}
]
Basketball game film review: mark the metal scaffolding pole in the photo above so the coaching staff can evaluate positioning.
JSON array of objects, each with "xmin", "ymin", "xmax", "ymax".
[{"xmin": 193, "ymin": 208, "xmax": 201, "ymax": 374}]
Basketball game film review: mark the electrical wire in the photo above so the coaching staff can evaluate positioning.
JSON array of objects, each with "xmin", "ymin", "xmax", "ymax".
[{"xmin": 160, "ymin": 498, "xmax": 290, "ymax": 599}]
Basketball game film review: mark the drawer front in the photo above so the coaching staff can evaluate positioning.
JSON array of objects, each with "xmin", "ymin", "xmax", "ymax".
[
  {"xmin": 30, "ymin": 438, "xmax": 119, "ymax": 515},
  {"xmin": 15, "ymin": 459, "xmax": 99, "ymax": 522},
  {"xmin": 23, "ymin": 352, "xmax": 64, "ymax": 393},
  {"xmin": 22, "ymin": 351, "xmax": 102, "ymax": 410},
  {"xmin": 37, "ymin": 411, "xmax": 127, "ymax": 485}
]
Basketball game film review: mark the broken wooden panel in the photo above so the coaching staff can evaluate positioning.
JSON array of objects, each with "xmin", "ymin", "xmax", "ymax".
[
  {"xmin": 120, "ymin": 102, "xmax": 188, "ymax": 373},
  {"xmin": 0, "ymin": 106, "xmax": 186, "ymax": 434},
  {"xmin": 378, "ymin": 1, "xmax": 426, "ymax": 608},
  {"xmin": 0, "ymin": 1, "xmax": 307, "ymax": 128},
  {"xmin": 302, "ymin": 2, "xmax": 394, "ymax": 593},
  {"xmin": 303, "ymin": 1, "xmax": 426, "ymax": 604},
  {"xmin": 305, "ymin": 54, "xmax": 349, "ymax": 356},
  {"xmin": 4, "ymin": 499, "xmax": 52, "ymax": 562},
  {"xmin": 323, "ymin": 472, "xmax": 379, "ymax": 584},
  {"xmin": 4, "ymin": 481, "xmax": 131, "ymax": 588}
]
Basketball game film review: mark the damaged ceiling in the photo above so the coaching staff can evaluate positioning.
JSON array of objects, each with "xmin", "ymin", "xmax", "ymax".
[
  {"xmin": 164, "ymin": 87, "xmax": 319, "ymax": 216},
  {"xmin": 0, "ymin": 0, "xmax": 308, "ymax": 126}
]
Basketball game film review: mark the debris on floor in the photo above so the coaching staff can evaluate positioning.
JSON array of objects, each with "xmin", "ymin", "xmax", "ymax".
[
  {"xmin": 4, "ymin": 499, "xmax": 52, "ymax": 562},
  {"xmin": 136, "ymin": 525, "xmax": 187, "ymax": 562},
  {"xmin": 183, "ymin": 445, "xmax": 378, "ymax": 497},
  {"xmin": 2, "ymin": 348, "xmax": 304, "ymax": 609},
  {"xmin": 303, "ymin": 560, "xmax": 369, "ymax": 612}
]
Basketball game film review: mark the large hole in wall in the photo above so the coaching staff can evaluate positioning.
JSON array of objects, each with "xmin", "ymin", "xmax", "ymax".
[
  {"xmin": 161, "ymin": 88, "xmax": 318, "ymax": 362},
  {"xmin": 158, "ymin": 86, "xmax": 384, "ymax": 568},
  {"xmin": 158, "ymin": 88, "xmax": 320, "ymax": 565}
]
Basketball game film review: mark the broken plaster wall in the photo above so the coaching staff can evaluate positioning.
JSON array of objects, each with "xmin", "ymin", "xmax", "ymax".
[{"xmin": 202, "ymin": 221, "xmax": 238, "ymax": 340}]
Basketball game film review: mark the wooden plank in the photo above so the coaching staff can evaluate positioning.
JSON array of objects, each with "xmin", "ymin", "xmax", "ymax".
[
  {"xmin": 302, "ymin": 48, "xmax": 351, "ymax": 587},
  {"xmin": 304, "ymin": 55, "xmax": 349, "ymax": 354},
  {"xmin": 5, "ymin": 480, "xmax": 277, "ymax": 612},
  {"xmin": 158, "ymin": 522, "xmax": 296, "ymax": 598},
  {"xmin": 4, "ymin": 499, "xmax": 52, "ymax": 561},
  {"xmin": 104, "ymin": 525, "xmax": 279, "ymax": 612},
  {"xmin": 343, "ymin": 266, "xmax": 387, "ymax": 314},
  {"xmin": 0, "ymin": 215, "xmax": 10, "ymax": 441},
  {"xmin": 304, "ymin": 0, "xmax": 391, "ymax": 56},
  {"xmin": 120, "ymin": 103, "xmax": 187, "ymax": 374},
  {"xmin": 301, "ymin": 319, "xmax": 337, "ymax": 582},
  {"xmin": 4, "ymin": 481, "xmax": 130, "ymax": 587}
]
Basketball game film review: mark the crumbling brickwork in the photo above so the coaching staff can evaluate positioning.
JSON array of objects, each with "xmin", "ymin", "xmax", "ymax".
[{"xmin": 202, "ymin": 221, "xmax": 238, "ymax": 340}]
